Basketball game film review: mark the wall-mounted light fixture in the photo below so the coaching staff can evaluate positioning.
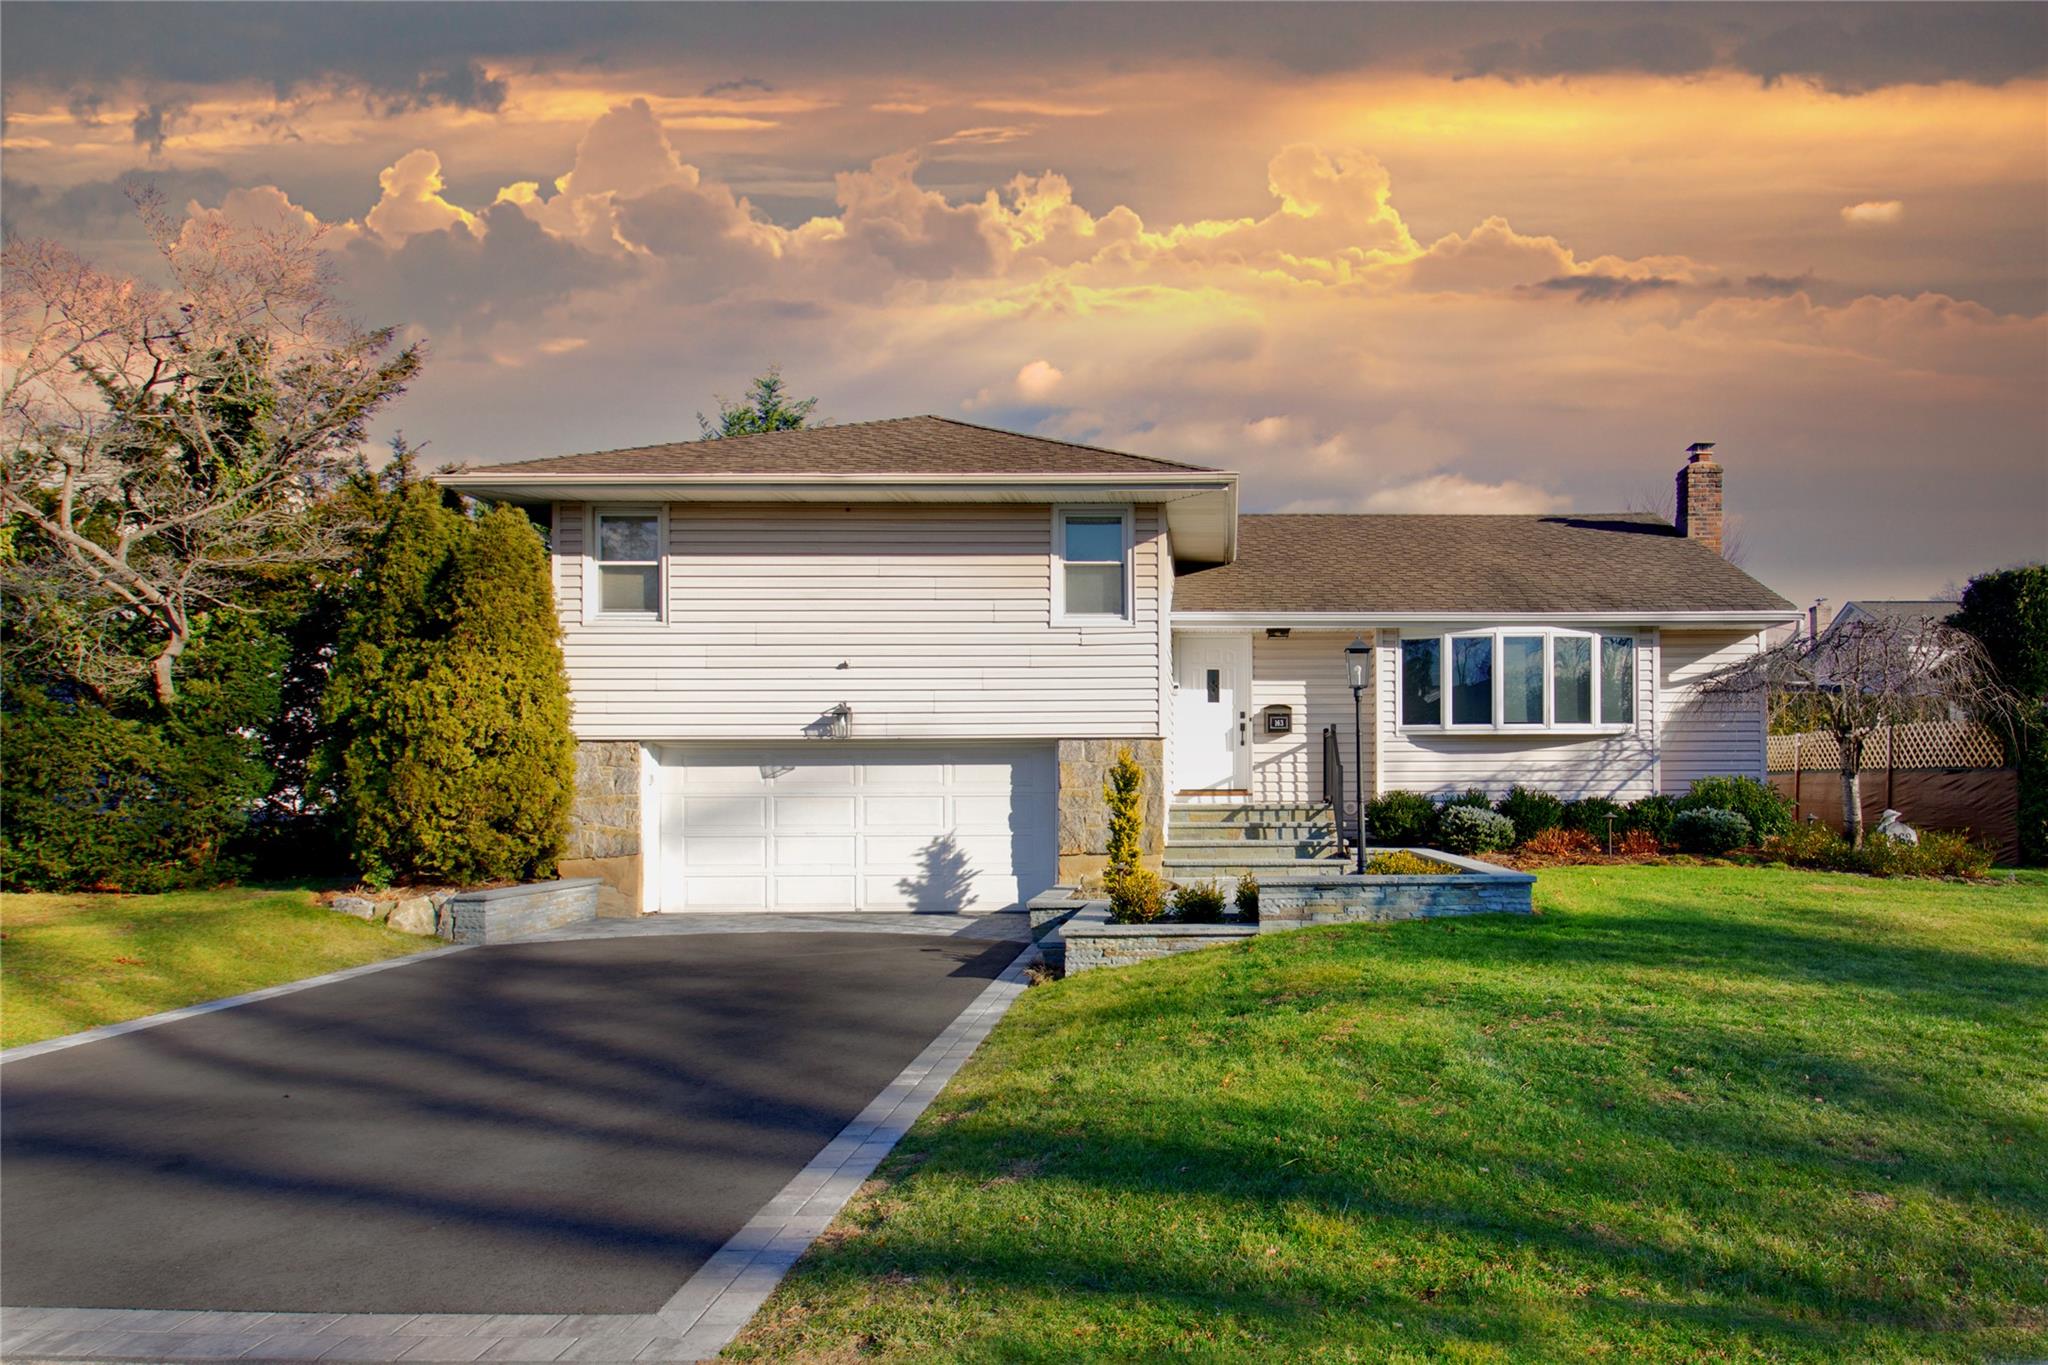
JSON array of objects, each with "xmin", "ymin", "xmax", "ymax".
[{"xmin": 806, "ymin": 702, "xmax": 853, "ymax": 740}]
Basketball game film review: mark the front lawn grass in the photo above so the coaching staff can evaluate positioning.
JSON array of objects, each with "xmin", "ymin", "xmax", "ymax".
[
  {"xmin": 732, "ymin": 865, "xmax": 2048, "ymax": 1362},
  {"xmin": 1, "ymin": 885, "xmax": 429, "ymax": 1048}
]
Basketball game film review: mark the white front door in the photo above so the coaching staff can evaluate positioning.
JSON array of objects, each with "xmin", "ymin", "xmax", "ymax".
[
  {"xmin": 1173, "ymin": 634, "xmax": 1251, "ymax": 793},
  {"xmin": 652, "ymin": 743, "xmax": 1057, "ymax": 912}
]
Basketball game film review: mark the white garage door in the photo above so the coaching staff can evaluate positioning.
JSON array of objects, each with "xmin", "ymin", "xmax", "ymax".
[{"xmin": 654, "ymin": 744, "xmax": 1058, "ymax": 912}]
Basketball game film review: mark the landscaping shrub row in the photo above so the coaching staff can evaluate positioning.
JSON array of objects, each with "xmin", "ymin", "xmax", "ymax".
[
  {"xmin": 1366, "ymin": 775, "xmax": 1991, "ymax": 876},
  {"xmin": 1365, "ymin": 774, "xmax": 1795, "ymax": 854}
]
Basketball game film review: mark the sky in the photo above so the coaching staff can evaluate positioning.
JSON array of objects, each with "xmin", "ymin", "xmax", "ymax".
[{"xmin": 4, "ymin": 1, "xmax": 2044, "ymax": 613}]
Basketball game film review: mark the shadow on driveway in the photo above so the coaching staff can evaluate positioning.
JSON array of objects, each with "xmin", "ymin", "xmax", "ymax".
[{"xmin": 1, "ymin": 931, "xmax": 1017, "ymax": 1315}]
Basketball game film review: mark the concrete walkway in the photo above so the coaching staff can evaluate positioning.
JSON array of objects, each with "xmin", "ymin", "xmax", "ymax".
[{"xmin": 2, "ymin": 915, "xmax": 1041, "ymax": 1363}]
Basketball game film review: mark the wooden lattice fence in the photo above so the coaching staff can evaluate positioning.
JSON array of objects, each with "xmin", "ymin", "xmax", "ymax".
[
  {"xmin": 1768, "ymin": 719, "xmax": 2016, "ymax": 861},
  {"xmin": 1767, "ymin": 719, "xmax": 2005, "ymax": 774}
]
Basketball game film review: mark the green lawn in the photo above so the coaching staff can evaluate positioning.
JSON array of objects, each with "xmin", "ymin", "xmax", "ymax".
[
  {"xmin": 731, "ymin": 866, "xmax": 2048, "ymax": 1363},
  {"xmin": 1, "ymin": 885, "xmax": 430, "ymax": 1048}
]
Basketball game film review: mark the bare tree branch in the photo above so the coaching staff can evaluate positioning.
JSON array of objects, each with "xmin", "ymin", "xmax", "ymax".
[
  {"xmin": 1701, "ymin": 610, "xmax": 2023, "ymax": 844},
  {"xmin": 2, "ymin": 189, "xmax": 422, "ymax": 706}
]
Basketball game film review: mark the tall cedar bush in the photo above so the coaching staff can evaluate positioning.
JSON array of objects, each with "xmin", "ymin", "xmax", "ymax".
[
  {"xmin": 325, "ymin": 493, "xmax": 573, "ymax": 885},
  {"xmin": 1103, "ymin": 746, "xmax": 1145, "ymax": 884},
  {"xmin": 1950, "ymin": 565, "xmax": 2048, "ymax": 864}
]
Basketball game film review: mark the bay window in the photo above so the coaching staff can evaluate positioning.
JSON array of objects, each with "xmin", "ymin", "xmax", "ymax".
[
  {"xmin": 1400, "ymin": 638, "xmax": 1441, "ymax": 725},
  {"xmin": 1396, "ymin": 628, "xmax": 1639, "ymax": 732}
]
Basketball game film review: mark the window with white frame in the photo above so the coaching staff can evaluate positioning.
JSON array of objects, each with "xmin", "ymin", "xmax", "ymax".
[
  {"xmin": 1396, "ymin": 629, "xmax": 1637, "ymax": 731},
  {"xmin": 1055, "ymin": 508, "xmax": 1131, "ymax": 622},
  {"xmin": 593, "ymin": 509, "xmax": 662, "ymax": 619}
]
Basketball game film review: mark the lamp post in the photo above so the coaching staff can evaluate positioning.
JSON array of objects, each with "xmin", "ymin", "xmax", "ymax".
[{"xmin": 1346, "ymin": 637, "xmax": 1369, "ymax": 875}]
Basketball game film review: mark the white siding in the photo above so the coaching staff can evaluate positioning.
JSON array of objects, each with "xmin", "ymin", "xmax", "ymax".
[
  {"xmin": 1658, "ymin": 629, "xmax": 1768, "ymax": 793},
  {"xmin": 1372, "ymin": 629, "xmax": 1661, "ymax": 800},
  {"xmin": 553, "ymin": 501, "xmax": 584, "ymax": 627},
  {"xmin": 555, "ymin": 502, "xmax": 1168, "ymax": 741},
  {"xmin": 1248, "ymin": 632, "xmax": 1365, "ymax": 805}
]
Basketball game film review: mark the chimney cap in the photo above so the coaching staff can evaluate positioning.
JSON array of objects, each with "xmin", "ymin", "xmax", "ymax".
[{"xmin": 1686, "ymin": 441, "xmax": 1717, "ymax": 460}]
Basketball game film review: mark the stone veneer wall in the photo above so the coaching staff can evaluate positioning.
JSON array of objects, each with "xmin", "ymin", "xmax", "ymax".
[
  {"xmin": 560, "ymin": 740, "xmax": 643, "ymax": 916},
  {"xmin": 1056, "ymin": 738, "xmax": 1165, "ymax": 883},
  {"xmin": 1258, "ymin": 854, "xmax": 1534, "ymax": 930},
  {"xmin": 441, "ymin": 878, "xmax": 601, "ymax": 945},
  {"xmin": 1064, "ymin": 921, "xmax": 1259, "ymax": 973}
]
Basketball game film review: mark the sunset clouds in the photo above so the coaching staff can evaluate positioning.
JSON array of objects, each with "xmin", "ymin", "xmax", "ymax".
[{"xmin": 2, "ymin": 2, "xmax": 2042, "ymax": 606}]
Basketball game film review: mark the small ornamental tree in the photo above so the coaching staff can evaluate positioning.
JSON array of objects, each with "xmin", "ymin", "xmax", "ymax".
[
  {"xmin": 1103, "ymin": 746, "xmax": 1145, "ymax": 887},
  {"xmin": 325, "ymin": 490, "xmax": 573, "ymax": 885},
  {"xmin": 1703, "ymin": 611, "xmax": 2018, "ymax": 846}
]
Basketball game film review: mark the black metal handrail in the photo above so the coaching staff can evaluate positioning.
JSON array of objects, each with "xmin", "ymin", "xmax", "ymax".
[{"xmin": 1322, "ymin": 724, "xmax": 1347, "ymax": 860}]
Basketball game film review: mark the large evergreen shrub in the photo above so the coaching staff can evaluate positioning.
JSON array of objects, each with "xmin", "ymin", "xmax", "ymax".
[
  {"xmin": 1364, "ymin": 790, "xmax": 1437, "ymax": 845},
  {"xmin": 1102, "ymin": 746, "xmax": 1145, "ymax": 886},
  {"xmin": 1497, "ymin": 786, "xmax": 1566, "ymax": 842},
  {"xmin": 0, "ymin": 615, "xmax": 282, "ymax": 891},
  {"xmin": 1678, "ymin": 775, "xmax": 1794, "ymax": 840},
  {"xmin": 1950, "ymin": 565, "xmax": 2048, "ymax": 865},
  {"xmin": 325, "ymin": 493, "xmax": 573, "ymax": 885}
]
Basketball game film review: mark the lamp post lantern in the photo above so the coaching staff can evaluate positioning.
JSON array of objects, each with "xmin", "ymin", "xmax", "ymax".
[{"xmin": 1345, "ymin": 637, "xmax": 1369, "ymax": 875}]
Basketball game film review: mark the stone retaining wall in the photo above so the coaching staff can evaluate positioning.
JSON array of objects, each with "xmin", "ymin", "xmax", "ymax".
[
  {"xmin": 1258, "ymin": 850, "xmax": 1533, "ymax": 930},
  {"xmin": 1058, "ymin": 902, "xmax": 1259, "ymax": 974},
  {"xmin": 440, "ymin": 878, "xmax": 602, "ymax": 945}
]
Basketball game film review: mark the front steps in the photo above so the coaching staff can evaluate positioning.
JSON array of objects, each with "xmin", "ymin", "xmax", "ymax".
[{"xmin": 1164, "ymin": 802, "xmax": 1349, "ymax": 882}]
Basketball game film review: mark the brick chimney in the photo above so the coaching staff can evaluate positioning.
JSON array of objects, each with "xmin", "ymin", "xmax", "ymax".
[{"xmin": 1675, "ymin": 441, "xmax": 1723, "ymax": 556}]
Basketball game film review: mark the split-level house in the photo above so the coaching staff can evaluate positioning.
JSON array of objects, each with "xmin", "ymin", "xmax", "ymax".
[{"xmin": 443, "ymin": 420, "xmax": 1796, "ymax": 914}]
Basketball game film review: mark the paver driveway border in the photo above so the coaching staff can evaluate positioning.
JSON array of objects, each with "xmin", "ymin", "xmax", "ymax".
[{"xmin": 2, "ymin": 925, "xmax": 1043, "ymax": 1363}]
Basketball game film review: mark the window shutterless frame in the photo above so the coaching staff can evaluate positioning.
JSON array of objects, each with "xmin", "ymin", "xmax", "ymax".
[
  {"xmin": 1052, "ymin": 506, "xmax": 1134, "ymax": 624},
  {"xmin": 588, "ymin": 505, "xmax": 665, "ymax": 623},
  {"xmin": 1393, "ymin": 627, "xmax": 1637, "ymax": 734}
]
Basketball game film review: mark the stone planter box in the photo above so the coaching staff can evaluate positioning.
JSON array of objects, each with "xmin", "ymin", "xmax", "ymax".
[
  {"xmin": 1257, "ymin": 849, "xmax": 1534, "ymax": 930},
  {"xmin": 1059, "ymin": 901, "xmax": 1258, "ymax": 974},
  {"xmin": 438, "ymin": 878, "xmax": 602, "ymax": 945},
  {"xmin": 1026, "ymin": 886, "xmax": 1107, "ymax": 939}
]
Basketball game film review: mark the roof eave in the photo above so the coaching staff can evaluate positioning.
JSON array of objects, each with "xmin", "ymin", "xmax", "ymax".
[
  {"xmin": 1171, "ymin": 608, "xmax": 1800, "ymax": 629},
  {"xmin": 439, "ymin": 470, "xmax": 1243, "ymax": 563}
]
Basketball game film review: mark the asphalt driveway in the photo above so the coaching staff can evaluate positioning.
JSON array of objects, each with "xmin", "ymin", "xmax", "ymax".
[{"xmin": 1, "ymin": 930, "xmax": 1019, "ymax": 1316}]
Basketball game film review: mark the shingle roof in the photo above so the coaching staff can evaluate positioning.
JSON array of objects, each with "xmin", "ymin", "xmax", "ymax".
[
  {"xmin": 468, "ymin": 416, "xmax": 1216, "ymax": 478},
  {"xmin": 1832, "ymin": 600, "xmax": 1959, "ymax": 629},
  {"xmin": 1174, "ymin": 513, "xmax": 1795, "ymax": 615}
]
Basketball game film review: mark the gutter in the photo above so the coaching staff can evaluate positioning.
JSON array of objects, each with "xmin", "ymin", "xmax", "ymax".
[{"xmin": 1171, "ymin": 609, "xmax": 1800, "ymax": 629}]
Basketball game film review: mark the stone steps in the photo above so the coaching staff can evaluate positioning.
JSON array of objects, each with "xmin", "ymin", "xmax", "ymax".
[{"xmin": 1164, "ymin": 801, "xmax": 1346, "ymax": 880}]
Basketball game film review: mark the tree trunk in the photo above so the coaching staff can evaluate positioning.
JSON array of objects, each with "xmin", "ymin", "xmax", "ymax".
[
  {"xmin": 150, "ymin": 632, "xmax": 185, "ymax": 707},
  {"xmin": 1839, "ymin": 729, "xmax": 1865, "ymax": 846}
]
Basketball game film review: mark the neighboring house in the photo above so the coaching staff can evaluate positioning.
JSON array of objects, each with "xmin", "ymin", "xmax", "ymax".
[
  {"xmin": 1826, "ymin": 599, "xmax": 1959, "ymax": 635},
  {"xmin": 442, "ymin": 419, "xmax": 1795, "ymax": 914}
]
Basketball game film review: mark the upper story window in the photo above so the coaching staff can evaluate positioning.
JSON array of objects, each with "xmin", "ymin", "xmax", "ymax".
[
  {"xmin": 1055, "ymin": 508, "xmax": 1131, "ymax": 623},
  {"xmin": 1397, "ymin": 628, "xmax": 1638, "ymax": 732},
  {"xmin": 594, "ymin": 509, "xmax": 662, "ymax": 620}
]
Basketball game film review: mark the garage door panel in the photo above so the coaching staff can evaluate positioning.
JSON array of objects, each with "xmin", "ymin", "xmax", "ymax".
[
  {"xmin": 774, "ymin": 835, "xmax": 855, "ymax": 870},
  {"xmin": 684, "ymin": 874, "xmax": 767, "ymax": 908},
  {"xmin": 950, "ymin": 795, "xmax": 1028, "ymax": 830},
  {"xmin": 860, "ymin": 760, "xmax": 951, "ymax": 790},
  {"xmin": 775, "ymin": 875, "xmax": 860, "ymax": 907},
  {"xmin": 658, "ymin": 743, "xmax": 1057, "ymax": 912},
  {"xmin": 860, "ymin": 795, "xmax": 948, "ymax": 828},
  {"xmin": 684, "ymin": 836, "xmax": 770, "ymax": 868},
  {"xmin": 681, "ymin": 797, "xmax": 767, "ymax": 832},
  {"xmin": 772, "ymin": 796, "xmax": 857, "ymax": 831}
]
